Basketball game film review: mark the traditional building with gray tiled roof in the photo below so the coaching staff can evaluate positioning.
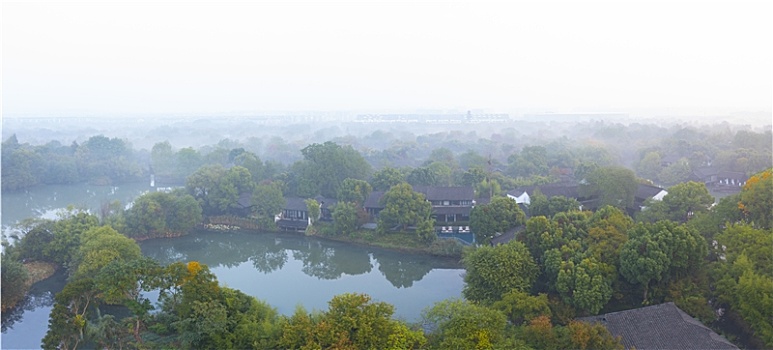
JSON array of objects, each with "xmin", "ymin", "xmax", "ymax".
[{"xmin": 579, "ymin": 302, "xmax": 738, "ymax": 350}]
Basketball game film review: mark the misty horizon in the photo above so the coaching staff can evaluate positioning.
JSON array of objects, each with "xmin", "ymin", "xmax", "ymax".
[{"xmin": 2, "ymin": 1, "xmax": 771, "ymax": 121}]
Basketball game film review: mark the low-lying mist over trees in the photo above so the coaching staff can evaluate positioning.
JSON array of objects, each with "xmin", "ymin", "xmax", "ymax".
[
  {"xmin": 3, "ymin": 115, "xmax": 771, "ymax": 193},
  {"xmin": 3, "ymin": 114, "xmax": 772, "ymax": 349}
]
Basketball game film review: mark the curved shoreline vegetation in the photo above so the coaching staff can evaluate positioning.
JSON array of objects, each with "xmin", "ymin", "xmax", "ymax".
[{"xmin": 2, "ymin": 129, "xmax": 772, "ymax": 348}]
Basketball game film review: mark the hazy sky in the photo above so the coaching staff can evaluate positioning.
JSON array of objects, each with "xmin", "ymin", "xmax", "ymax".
[{"xmin": 2, "ymin": 0, "xmax": 771, "ymax": 117}]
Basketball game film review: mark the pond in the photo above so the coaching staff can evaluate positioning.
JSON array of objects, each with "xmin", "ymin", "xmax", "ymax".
[
  {"xmin": 141, "ymin": 230, "xmax": 464, "ymax": 320},
  {"xmin": 1, "ymin": 184, "xmax": 465, "ymax": 349},
  {"xmin": 1, "ymin": 182, "xmax": 154, "ymax": 240}
]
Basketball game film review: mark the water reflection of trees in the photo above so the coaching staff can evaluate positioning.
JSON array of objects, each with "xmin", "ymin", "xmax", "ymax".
[
  {"xmin": 1, "ymin": 279, "xmax": 58, "ymax": 332},
  {"xmin": 142, "ymin": 232, "xmax": 289, "ymax": 271},
  {"xmin": 371, "ymin": 250, "xmax": 435, "ymax": 288},
  {"xmin": 140, "ymin": 231, "xmax": 460, "ymax": 288},
  {"xmin": 249, "ymin": 239, "xmax": 288, "ymax": 273},
  {"xmin": 291, "ymin": 240, "xmax": 372, "ymax": 280}
]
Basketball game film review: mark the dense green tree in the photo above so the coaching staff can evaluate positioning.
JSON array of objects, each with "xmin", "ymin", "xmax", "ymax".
[
  {"xmin": 658, "ymin": 158, "xmax": 692, "ymax": 185},
  {"xmin": 333, "ymin": 201, "xmax": 360, "ymax": 236},
  {"xmin": 520, "ymin": 216, "xmax": 557, "ymax": 260},
  {"xmin": 664, "ymin": 223, "xmax": 708, "ymax": 278},
  {"xmin": 166, "ymin": 192, "xmax": 203, "ymax": 233},
  {"xmin": 521, "ymin": 315, "xmax": 559, "ymax": 350},
  {"xmin": 42, "ymin": 278, "xmax": 98, "ymax": 350},
  {"xmin": 462, "ymin": 241, "xmax": 539, "ymax": 304},
  {"xmin": 458, "ymin": 150, "xmax": 488, "ymax": 170},
  {"xmin": 566, "ymin": 320, "xmax": 624, "ymax": 350},
  {"xmin": 47, "ymin": 209, "xmax": 100, "ymax": 268},
  {"xmin": 426, "ymin": 161, "xmax": 454, "ymax": 186},
  {"xmin": 294, "ymin": 141, "xmax": 372, "ymax": 197},
  {"xmin": 85, "ymin": 312, "xmax": 129, "ymax": 350},
  {"xmin": 422, "ymin": 299, "xmax": 513, "ymax": 350},
  {"xmin": 42, "ymin": 155, "xmax": 79, "ymax": 185},
  {"xmin": 75, "ymin": 135, "xmax": 141, "ymax": 184},
  {"xmin": 185, "ymin": 165, "xmax": 255, "ymax": 215},
  {"xmin": 14, "ymin": 221, "xmax": 56, "ymax": 262},
  {"xmin": 470, "ymin": 196, "xmax": 526, "ymax": 244},
  {"xmin": 176, "ymin": 147, "xmax": 203, "ymax": 177},
  {"xmin": 636, "ymin": 151, "xmax": 662, "ymax": 181},
  {"xmin": 475, "ymin": 178, "xmax": 502, "ymax": 199},
  {"xmin": 1, "ymin": 255, "xmax": 29, "ymax": 311},
  {"xmin": 639, "ymin": 181, "xmax": 714, "ymax": 223},
  {"xmin": 151, "ymin": 141, "xmax": 176, "ymax": 177},
  {"xmin": 233, "ymin": 151, "xmax": 266, "ymax": 182},
  {"xmin": 377, "ymin": 183, "xmax": 432, "ymax": 232},
  {"xmin": 739, "ymin": 168, "xmax": 773, "ymax": 229},
  {"xmin": 406, "ymin": 167, "xmax": 439, "ymax": 186},
  {"xmin": 687, "ymin": 193, "xmax": 743, "ymax": 239},
  {"xmin": 460, "ymin": 166, "xmax": 487, "ymax": 186},
  {"xmin": 620, "ymin": 221, "xmax": 706, "ymax": 302},
  {"xmin": 186, "ymin": 164, "xmax": 228, "ymax": 214},
  {"xmin": 281, "ymin": 293, "xmax": 425, "ymax": 350},
  {"xmin": 202, "ymin": 146, "xmax": 231, "ymax": 166},
  {"xmin": 712, "ymin": 224, "xmax": 773, "ymax": 347},
  {"xmin": 95, "ymin": 257, "xmax": 163, "ymax": 343},
  {"xmin": 415, "ymin": 218, "xmax": 437, "ymax": 243},
  {"xmin": 735, "ymin": 265, "xmax": 773, "ymax": 346},
  {"xmin": 213, "ymin": 166, "xmax": 255, "ymax": 214},
  {"xmin": 252, "ymin": 183, "xmax": 286, "ymax": 229},
  {"xmin": 491, "ymin": 289, "xmax": 551, "ymax": 325},
  {"xmin": 424, "ymin": 147, "xmax": 457, "ymax": 168},
  {"xmin": 304, "ymin": 198, "xmax": 321, "ymax": 226},
  {"xmin": 508, "ymin": 146, "xmax": 549, "ymax": 178},
  {"xmin": 715, "ymin": 224, "xmax": 772, "ymax": 278},
  {"xmin": 125, "ymin": 194, "xmax": 166, "ymax": 237},
  {"xmin": 73, "ymin": 226, "xmax": 142, "ymax": 279},
  {"xmin": 370, "ymin": 167, "xmax": 404, "ymax": 191},
  {"xmin": 228, "ymin": 291, "xmax": 283, "ymax": 350},
  {"xmin": 585, "ymin": 206, "xmax": 631, "ymax": 266},
  {"xmin": 529, "ymin": 193, "xmax": 582, "ymax": 218},
  {"xmin": 580, "ymin": 166, "xmax": 639, "ymax": 210},
  {"xmin": 555, "ymin": 257, "xmax": 615, "ymax": 315},
  {"xmin": 1, "ymin": 141, "xmax": 43, "ymax": 190},
  {"xmin": 619, "ymin": 223, "xmax": 671, "ymax": 301},
  {"xmin": 124, "ymin": 191, "xmax": 202, "ymax": 238},
  {"xmin": 337, "ymin": 178, "xmax": 373, "ymax": 205}
]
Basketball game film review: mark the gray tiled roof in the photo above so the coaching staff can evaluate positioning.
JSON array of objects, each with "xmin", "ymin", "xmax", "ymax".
[
  {"xmin": 636, "ymin": 184, "xmax": 665, "ymax": 200},
  {"xmin": 432, "ymin": 206, "xmax": 472, "ymax": 216},
  {"xmin": 506, "ymin": 184, "xmax": 581, "ymax": 199},
  {"xmin": 489, "ymin": 225, "xmax": 524, "ymax": 245},
  {"xmin": 412, "ymin": 186, "xmax": 474, "ymax": 201},
  {"xmin": 364, "ymin": 187, "xmax": 475, "ymax": 208},
  {"xmin": 283, "ymin": 196, "xmax": 337, "ymax": 211},
  {"xmin": 364, "ymin": 191, "xmax": 386, "ymax": 209},
  {"xmin": 284, "ymin": 197, "xmax": 308, "ymax": 211},
  {"xmin": 579, "ymin": 302, "xmax": 738, "ymax": 350},
  {"xmin": 237, "ymin": 192, "xmax": 254, "ymax": 208},
  {"xmin": 717, "ymin": 171, "xmax": 748, "ymax": 182},
  {"xmin": 693, "ymin": 166, "xmax": 719, "ymax": 179}
]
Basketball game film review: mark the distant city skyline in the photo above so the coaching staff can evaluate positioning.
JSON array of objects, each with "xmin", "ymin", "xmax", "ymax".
[{"xmin": 3, "ymin": 0, "xmax": 771, "ymax": 120}]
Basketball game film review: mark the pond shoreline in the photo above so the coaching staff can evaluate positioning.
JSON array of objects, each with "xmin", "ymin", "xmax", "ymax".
[
  {"xmin": 189, "ymin": 217, "xmax": 465, "ymax": 259},
  {"xmin": 1, "ymin": 261, "xmax": 58, "ymax": 312}
]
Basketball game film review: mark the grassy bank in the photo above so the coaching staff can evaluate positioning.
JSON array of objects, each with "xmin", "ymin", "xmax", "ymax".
[
  {"xmin": 1, "ymin": 261, "xmax": 58, "ymax": 311},
  {"xmin": 23, "ymin": 261, "xmax": 57, "ymax": 287},
  {"xmin": 313, "ymin": 228, "xmax": 465, "ymax": 258}
]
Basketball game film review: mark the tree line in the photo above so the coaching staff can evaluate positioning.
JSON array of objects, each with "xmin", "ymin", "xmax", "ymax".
[{"xmin": 4, "ymin": 124, "xmax": 770, "ymax": 193}]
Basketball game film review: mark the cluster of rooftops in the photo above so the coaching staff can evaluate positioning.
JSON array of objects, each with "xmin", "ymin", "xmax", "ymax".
[
  {"xmin": 271, "ymin": 182, "xmax": 671, "ymax": 232},
  {"xmin": 250, "ymin": 182, "xmax": 741, "ymax": 348}
]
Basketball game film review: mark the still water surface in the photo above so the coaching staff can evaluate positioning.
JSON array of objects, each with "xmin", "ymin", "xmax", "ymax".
[
  {"xmin": 1, "ymin": 184, "xmax": 464, "ymax": 349},
  {"xmin": 142, "ymin": 230, "xmax": 464, "ymax": 319}
]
